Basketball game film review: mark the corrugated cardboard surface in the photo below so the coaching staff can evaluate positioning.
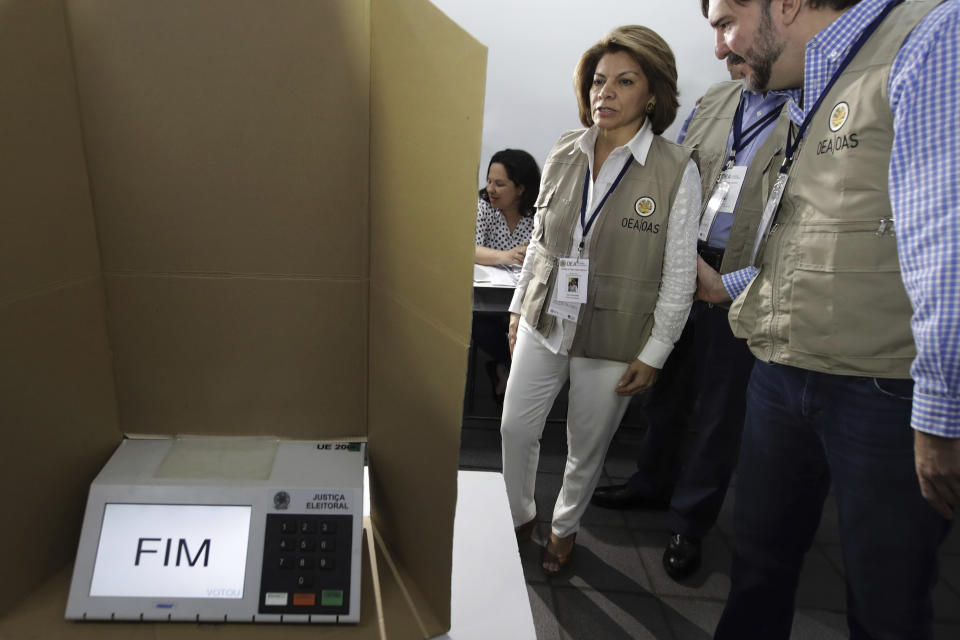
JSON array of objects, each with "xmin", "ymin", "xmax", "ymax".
[
  {"xmin": 367, "ymin": 293, "xmax": 466, "ymax": 636},
  {"xmin": 0, "ymin": 0, "xmax": 102, "ymax": 305},
  {"xmin": 368, "ymin": 0, "xmax": 486, "ymax": 636},
  {"xmin": 103, "ymin": 274, "xmax": 367, "ymax": 437},
  {"xmin": 368, "ymin": 0, "xmax": 483, "ymax": 332},
  {"xmin": 0, "ymin": 283, "xmax": 120, "ymax": 619},
  {"xmin": 0, "ymin": 0, "xmax": 485, "ymax": 636},
  {"xmin": 67, "ymin": 0, "xmax": 373, "ymax": 436},
  {"xmin": 372, "ymin": 531, "xmax": 437, "ymax": 640},
  {"xmin": 66, "ymin": 0, "xmax": 372, "ymax": 278},
  {"xmin": 0, "ymin": 0, "xmax": 120, "ymax": 618}
]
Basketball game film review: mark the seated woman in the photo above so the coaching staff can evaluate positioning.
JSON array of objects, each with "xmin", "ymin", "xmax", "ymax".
[
  {"xmin": 473, "ymin": 149, "xmax": 541, "ymax": 399},
  {"xmin": 501, "ymin": 25, "xmax": 699, "ymax": 575},
  {"xmin": 475, "ymin": 149, "xmax": 541, "ymax": 266}
]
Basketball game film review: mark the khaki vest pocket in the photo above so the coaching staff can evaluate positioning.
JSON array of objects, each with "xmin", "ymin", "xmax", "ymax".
[
  {"xmin": 534, "ymin": 183, "xmax": 556, "ymax": 209},
  {"xmin": 520, "ymin": 255, "xmax": 555, "ymax": 330},
  {"xmin": 788, "ymin": 223, "xmax": 914, "ymax": 359},
  {"xmin": 592, "ymin": 274, "xmax": 660, "ymax": 311},
  {"xmin": 582, "ymin": 275, "xmax": 659, "ymax": 361}
]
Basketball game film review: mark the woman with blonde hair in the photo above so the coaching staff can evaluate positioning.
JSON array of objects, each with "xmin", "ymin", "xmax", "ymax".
[{"xmin": 501, "ymin": 25, "xmax": 699, "ymax": 575}]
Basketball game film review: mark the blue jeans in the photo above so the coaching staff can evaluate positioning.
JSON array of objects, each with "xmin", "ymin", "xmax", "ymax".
[{"xmin": 715, "ymin": 361, "xmax": 951, "ymax": 640}]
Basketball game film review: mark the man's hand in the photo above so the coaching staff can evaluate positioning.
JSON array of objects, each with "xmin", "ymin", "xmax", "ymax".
[
  {"xmin": 695, "ymin": 256, "xmax": 732, "ymax": 304},
  {"xmin": 615, "ymin": 360, "xmax": 659, "ymax": 396},
  {"xmin": 915, "ymin": 430, "xmax": 960, "ymax": 519}
]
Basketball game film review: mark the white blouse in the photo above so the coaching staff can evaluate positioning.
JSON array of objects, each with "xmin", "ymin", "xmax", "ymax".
[{"xmin": 508, "ymin": 121, "xmax": 700, "ymax": 368}]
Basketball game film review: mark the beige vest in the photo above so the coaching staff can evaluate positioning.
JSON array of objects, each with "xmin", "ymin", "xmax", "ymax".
[
  {"xmin": 520, "ymin": 129, "xmax": 693, "ymax": 362},
  {"xmin": 729, "ymin": 0, "xmax": 940, "ymax": 378},
  {"xmin": 682, "ymin": 81, "xmax": 792, "ymax": 274}
]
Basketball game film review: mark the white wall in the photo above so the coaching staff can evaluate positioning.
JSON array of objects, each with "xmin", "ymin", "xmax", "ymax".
[{"xmin": 430, "ymin": 0, "xmax": 728, "ymax": 185}]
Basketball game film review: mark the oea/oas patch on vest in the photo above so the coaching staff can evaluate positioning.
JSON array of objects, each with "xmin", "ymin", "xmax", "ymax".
[
  {"xmin": 621, "ymin": 196, "xmax": 661, "ymax": 234},
  {"xmin": 817, "ymin": 100, "xmax": 860, "ymax": 157},
  {"xmin": 829, "ymin": 102, "xmax": 849, "ymax": 131},
  {"xmin": 635, "ymin": 197, "xmax": 656, "ymax": 217}
]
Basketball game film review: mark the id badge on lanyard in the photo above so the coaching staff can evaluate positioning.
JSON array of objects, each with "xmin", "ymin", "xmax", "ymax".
[
  {"xmin": 547, "ymin": 155, "xmax": 633, "ymax": 323},
  {"xmin": 554, "ymin": 258, "xmax": 589, "ymax": 304},
  {"xmin": 749, "ymin": 170, "xmax": 789, "ymax": 265},
  {"xmin": 698, "ymin": 165, "xmax": 747, "ymax": 242},
  {"xmin": 547, "ymin": 258, "xmax": 588, "ymax": 322},
  {"xmin": 700, "ymin": 97, "xmax": 780, "ymax": 243}
]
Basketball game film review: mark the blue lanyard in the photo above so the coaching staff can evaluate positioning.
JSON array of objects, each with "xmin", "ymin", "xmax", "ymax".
[
  {"xmin": 727, "ymin": 100, "xmax": 784, "ymax": 166},
  {"xmin": 781, "ymin": 0, "xmax": 903, "ymax": 173},
  {"xmin": 579, "ymin": 155, "xmax": 634, "ymax": 254}
]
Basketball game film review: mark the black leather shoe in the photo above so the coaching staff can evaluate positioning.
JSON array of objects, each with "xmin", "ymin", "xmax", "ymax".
[
  {"xmin": 590, "ymin": 483, "xmax": 670, "ymax": 510},
  {"xmin": 662, "ymin": 532, "xmax": 701, "ymax": 580}
]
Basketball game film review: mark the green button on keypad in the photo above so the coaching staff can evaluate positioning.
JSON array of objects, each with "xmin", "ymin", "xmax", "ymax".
[{"xmin": 321, "ymin": 589, "xmax": 344, "ymax": 607}]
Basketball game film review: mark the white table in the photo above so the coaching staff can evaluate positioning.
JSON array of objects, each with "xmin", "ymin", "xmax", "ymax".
[
  {"xmin": 363, "ymin": 470, "xmax": 536, "ymax": 640},
  {"xmin": 437, "ymin": 470, "xmax": 537, "ymax": 639}
]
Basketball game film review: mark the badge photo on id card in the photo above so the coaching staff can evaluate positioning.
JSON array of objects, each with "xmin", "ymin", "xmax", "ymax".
[
  {"xmin": 547, "ymin": 258, "xmax": 588, "ymax": 322},
  {"xmin": 555, "ymin": 258, "xmax": 588, "ymax": 304}
]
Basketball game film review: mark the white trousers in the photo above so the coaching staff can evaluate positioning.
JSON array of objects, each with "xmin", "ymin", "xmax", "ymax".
[{"xmin": 501, "ymin": 325, "xmax": 632, "ymax": 538}]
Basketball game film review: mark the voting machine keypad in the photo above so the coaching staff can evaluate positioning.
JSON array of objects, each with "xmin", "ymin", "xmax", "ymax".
[{"xmin": 259, "ymin": 514, "xmax": 352, "ymax": 615}]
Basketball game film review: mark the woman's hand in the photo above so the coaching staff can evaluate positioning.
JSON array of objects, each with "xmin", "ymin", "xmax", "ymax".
[
  {"xmin": 615, "ymin": 360, "xmax": 659, "ymax": 396},
  {"xmin": 503, "ymin": 244, "xmax": 527, "ymax": 265},
  {"xmin": 475, "ymin": 244, "xmax": 527, "ymax": 266},
  {"xmin": 508, "ymin": 313, "xmax": 520, "ymax": 358}
]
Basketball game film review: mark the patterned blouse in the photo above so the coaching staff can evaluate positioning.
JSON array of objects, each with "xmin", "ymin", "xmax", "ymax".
[{"xmin": 474, "ymin": 196, "xmax": 534, "ymax": 250}]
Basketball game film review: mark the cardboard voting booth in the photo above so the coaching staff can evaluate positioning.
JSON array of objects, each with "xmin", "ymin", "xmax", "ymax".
[{"xmin": 0, "ymin": 0, "xmax": 486, "ymax": 637}]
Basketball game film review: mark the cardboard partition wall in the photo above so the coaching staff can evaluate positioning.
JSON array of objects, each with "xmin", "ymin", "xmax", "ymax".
[{"xmin": 0, "ymin": 0, "xmax": 485, "ymax": 638}]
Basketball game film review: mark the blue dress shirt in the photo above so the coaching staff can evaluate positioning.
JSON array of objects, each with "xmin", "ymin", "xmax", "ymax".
[{"xmin": 678, "ymin": 89, "xmax": 796, "ymax": 249}]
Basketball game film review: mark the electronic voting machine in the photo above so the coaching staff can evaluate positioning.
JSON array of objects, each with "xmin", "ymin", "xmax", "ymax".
[{"xmin": 65, "ymin": 437, "xmax": 364, "ymax": 623}]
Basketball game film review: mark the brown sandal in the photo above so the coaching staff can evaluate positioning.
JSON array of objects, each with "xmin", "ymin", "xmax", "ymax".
[
  {"xmin": 515, "ymin": 514, "xmax": 537, "ymax": 542},
  {"xmin": 541, "ymin": 533, "xmax": 576, "ymax": 576}
]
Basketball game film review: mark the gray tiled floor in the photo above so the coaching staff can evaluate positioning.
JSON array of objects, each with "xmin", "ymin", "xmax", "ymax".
[{"xmin": 460, "ymin": 388, "xmax": 960, "ymax": 640}]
